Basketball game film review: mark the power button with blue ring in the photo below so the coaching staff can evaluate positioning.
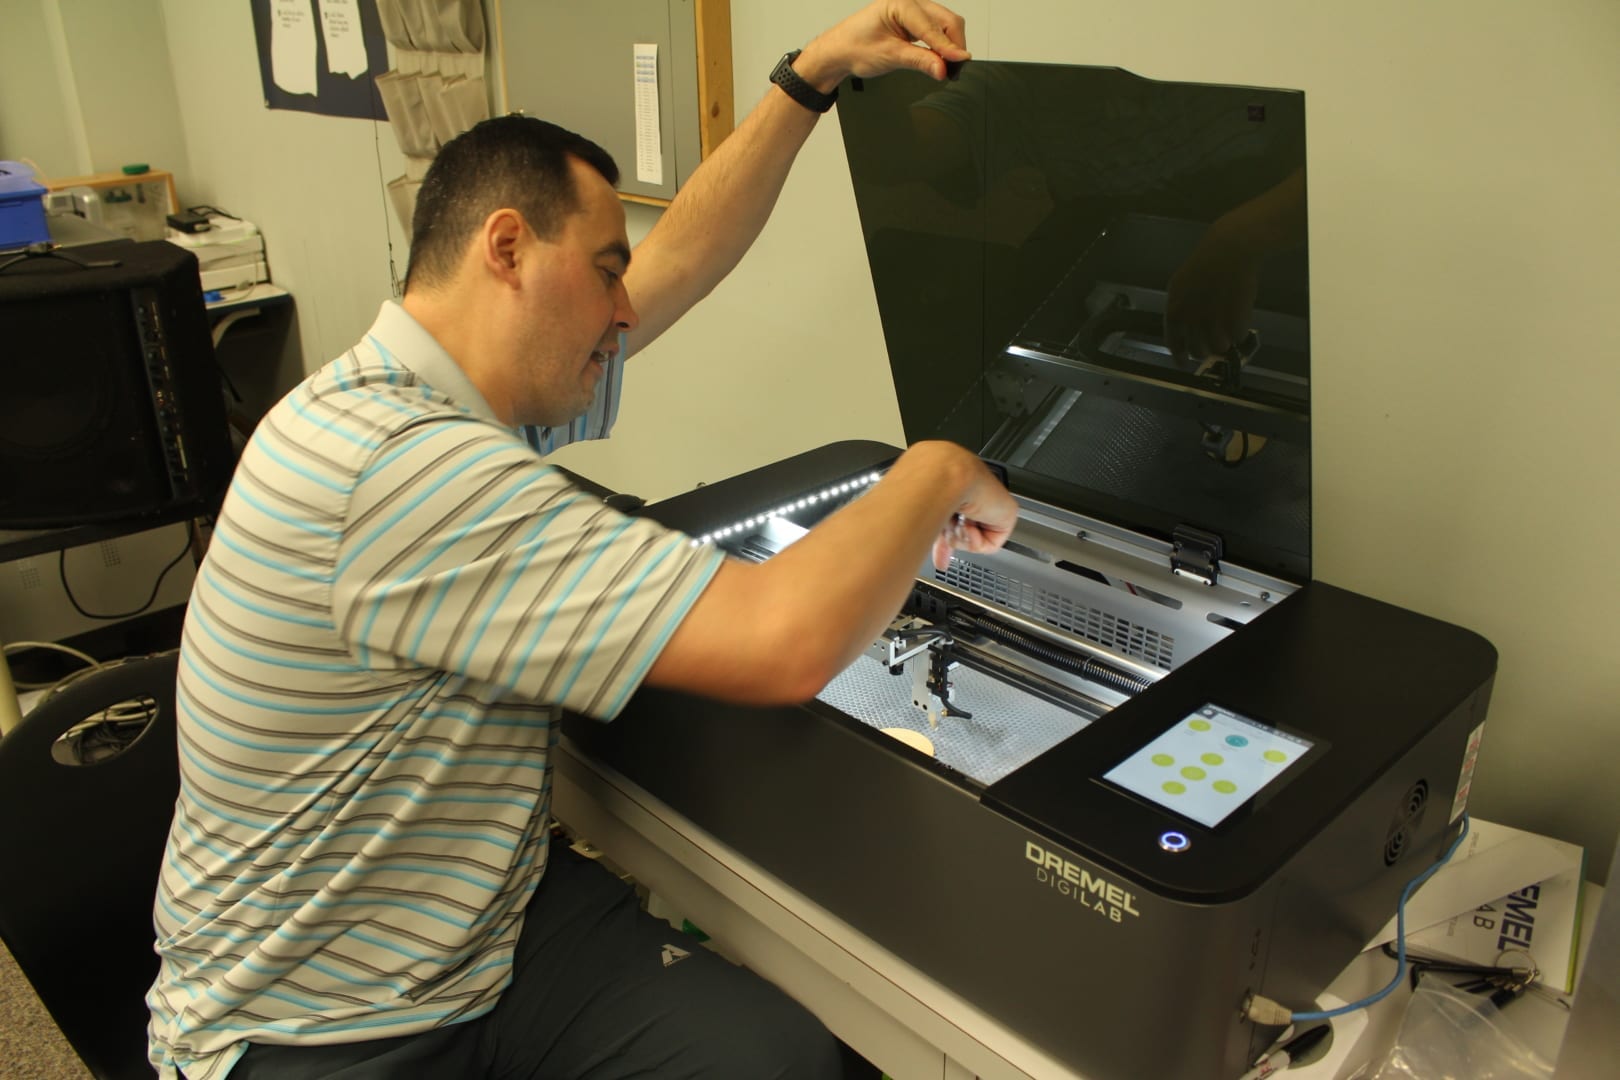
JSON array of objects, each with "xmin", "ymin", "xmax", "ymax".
[{"xmin": 1159, "ymin": 830, "xmax": 1191, "ymax": 853}]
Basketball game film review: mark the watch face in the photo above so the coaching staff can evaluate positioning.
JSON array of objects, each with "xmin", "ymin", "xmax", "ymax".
[{"xmin": 772, "ymin": 50, "xmax": 834, "ymax": 112}]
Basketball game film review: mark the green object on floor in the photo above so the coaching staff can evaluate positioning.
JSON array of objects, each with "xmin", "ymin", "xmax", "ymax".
[{"xmin": 680, "ymin": 919, "xmax": 710, "ymax": 942}]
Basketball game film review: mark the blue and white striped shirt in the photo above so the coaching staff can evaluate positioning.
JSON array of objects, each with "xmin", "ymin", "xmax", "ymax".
[{"xmin": 147, "ymin": 302, "xmax": 722, "ymax": 1079}]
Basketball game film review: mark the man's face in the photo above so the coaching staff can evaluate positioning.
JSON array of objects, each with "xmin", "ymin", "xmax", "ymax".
[{"xmin": 512, "ymin": 157, "xmax": 637, "ymax": 428}]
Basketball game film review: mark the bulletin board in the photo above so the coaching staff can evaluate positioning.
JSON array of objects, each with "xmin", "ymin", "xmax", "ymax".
[{"xmin": 251, "ymin": 0, "xmax": 390, "ymax": 120}]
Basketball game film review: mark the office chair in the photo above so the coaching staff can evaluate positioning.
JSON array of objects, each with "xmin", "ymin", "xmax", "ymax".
[{"xmin": 0, "ymin": 650, "xmax": 179, "ymax": 1080}]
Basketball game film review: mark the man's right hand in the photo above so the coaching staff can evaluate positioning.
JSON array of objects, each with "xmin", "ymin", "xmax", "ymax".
[
  {"xmin": 645, "ymin": 440, "xmax": 1015, "ymax": 706},
  {"xmin": 917, "ymin": 442, "xmax": 1017, "ymax": 571}
]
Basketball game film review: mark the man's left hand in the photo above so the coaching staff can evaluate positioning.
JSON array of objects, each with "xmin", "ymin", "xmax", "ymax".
[{"xmin": 794, "ymin": 1, "xmax": 971, "ymax": 92}]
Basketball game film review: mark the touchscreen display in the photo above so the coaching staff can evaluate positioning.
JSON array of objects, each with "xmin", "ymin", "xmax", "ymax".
[{"xmin": 1103, "ymin": 704, "xmax": 1315, "ymax": 827}]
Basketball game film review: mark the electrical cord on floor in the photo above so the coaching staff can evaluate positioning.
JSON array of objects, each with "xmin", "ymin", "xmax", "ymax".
[
  {"xmin": 59, "ymin": 527, "xmax": 194, "ymax": 621},
  {"xmin": 1244, "ymin": 813, "xmax": 1473, "ymax": 1026},
  {"xmin": 1, "ymin": 640, "xmax": 99, "ymax": 691}
]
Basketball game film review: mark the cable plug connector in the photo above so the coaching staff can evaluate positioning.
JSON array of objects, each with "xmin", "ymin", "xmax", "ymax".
[{"xmin": 1244, "ymin": 993, "xmax": 1294, "ymax": 1026}]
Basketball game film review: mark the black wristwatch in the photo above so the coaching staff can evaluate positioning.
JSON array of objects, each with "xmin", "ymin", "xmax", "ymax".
[{"xmin": 770, "ymin": 49, "xmax": 838, "ymax": 114}]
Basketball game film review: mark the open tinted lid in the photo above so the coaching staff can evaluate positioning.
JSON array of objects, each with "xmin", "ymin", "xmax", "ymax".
[{"xmin": 839, "ymin": 62, "xmax": 1311, "ymax": 582}]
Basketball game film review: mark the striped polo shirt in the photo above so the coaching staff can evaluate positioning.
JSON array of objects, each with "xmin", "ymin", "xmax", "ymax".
[{"xmin": 147, "ymin": 301, "xmax": 723, "ymax": 1079}]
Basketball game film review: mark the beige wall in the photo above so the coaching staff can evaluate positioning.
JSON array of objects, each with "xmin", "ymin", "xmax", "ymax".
[
  {"xmin": 6, "ymin": 1, "xmax": 1616, "ymax": 875},
  {"xmin": 155, "ymin": 1, "xmax": 407, "ymax": 378},
  {"xmin": 0, "ymin": 1, "xmax": 192, "ymax": 183},
  {"xmin": 56, "ymin": 0, "xmax": 192, "ymax": 178},
  {"xmin": 0, "ymin": 1, "xmax": 80, "ymax": 178}
]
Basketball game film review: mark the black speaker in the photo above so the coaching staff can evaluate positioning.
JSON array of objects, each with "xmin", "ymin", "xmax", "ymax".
[{"xmin": 0, "ymin": 239, "xmax": 233, "ymax": 529}]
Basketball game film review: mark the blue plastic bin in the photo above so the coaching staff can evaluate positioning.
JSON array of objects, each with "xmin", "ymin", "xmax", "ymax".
[{"xmin": 0, "ymin": 161, "xmax": 50, "ymax": 250}]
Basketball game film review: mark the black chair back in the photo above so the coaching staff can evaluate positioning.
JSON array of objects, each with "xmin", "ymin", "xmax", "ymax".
[{"xmin": 0, "ymin": 651, "xmax": 179, "ymax": 1080}]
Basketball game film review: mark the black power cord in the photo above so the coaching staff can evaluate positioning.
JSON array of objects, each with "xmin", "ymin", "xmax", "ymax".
[{"xmin": 59, "ymin": 527, "xmax": 195, "ymax": 621}]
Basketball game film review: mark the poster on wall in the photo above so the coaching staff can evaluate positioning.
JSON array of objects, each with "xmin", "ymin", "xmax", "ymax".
[{"xmin": 251, "ymin": 0, "xmax": 389, "ymax": 120}]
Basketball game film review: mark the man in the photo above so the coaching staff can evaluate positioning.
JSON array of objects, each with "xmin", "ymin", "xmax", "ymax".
[{"xmin": 148, "ymin": 3, "xmax": 1013, "ymax": 1077}]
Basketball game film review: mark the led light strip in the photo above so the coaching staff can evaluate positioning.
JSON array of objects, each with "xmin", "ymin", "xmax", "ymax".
[{"xmin": 690, "ymin": 472, "xmax": 883, "ymax": 547}]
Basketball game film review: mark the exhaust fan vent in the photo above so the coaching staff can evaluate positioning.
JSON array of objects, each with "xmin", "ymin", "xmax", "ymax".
[{"xmin": 1384, "ymin": 780, "xmax": 1430, "ymax": 867}]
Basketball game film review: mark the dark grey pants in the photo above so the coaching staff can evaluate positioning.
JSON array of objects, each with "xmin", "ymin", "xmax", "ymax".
[{"xmin": 229, "ymin": 846, "xmax": 848, "ymax": 1079}]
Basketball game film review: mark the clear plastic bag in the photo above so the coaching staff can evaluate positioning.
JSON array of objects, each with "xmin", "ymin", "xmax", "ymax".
[{"xmin": 1355, "ymin": 977, "xmax": 1555, "ymax": 1080}]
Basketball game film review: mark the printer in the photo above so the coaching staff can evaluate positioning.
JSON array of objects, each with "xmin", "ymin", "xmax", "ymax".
[{"xmin": 565, "ymin": 62, "xmax": 1497, "ymax": 1080}]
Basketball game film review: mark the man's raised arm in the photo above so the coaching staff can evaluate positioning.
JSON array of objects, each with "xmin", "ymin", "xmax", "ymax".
[{"xmin": 622, "ymin": 0, "xmax": 969, "ymax": 357}]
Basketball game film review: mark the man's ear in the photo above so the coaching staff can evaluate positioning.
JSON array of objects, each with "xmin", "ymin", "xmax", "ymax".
[{"xmin": 481, "ymin": 208, "xmax": 527, "ymax": 287}]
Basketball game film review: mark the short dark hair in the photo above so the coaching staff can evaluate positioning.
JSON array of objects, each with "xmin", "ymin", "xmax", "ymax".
[{"xmin": 404, "ymin": 114, "xmax": 619, "ymax": 291}]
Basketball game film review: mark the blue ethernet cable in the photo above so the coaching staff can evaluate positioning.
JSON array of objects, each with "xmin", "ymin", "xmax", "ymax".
[{"xmin": 1245, "ymin": 813, "xmax": 1473, "ymax": 1025}]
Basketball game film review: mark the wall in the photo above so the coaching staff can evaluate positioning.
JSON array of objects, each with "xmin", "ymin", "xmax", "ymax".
[
  {"xmin": 0, "ymin": 0, "xmax": 191, "ymax": 183},
  {"xmin": 153, "ymin": 1, "xmax": 407, "ymax": 376},
  {"xmin": 0, "ymin": 1, "xmax": 79, "ymax": 178},
  {"xmin": 6, "ymin": 1, "xmax": 1616, "ymax": 874},
  {"xmin": 0, "ymin": 1, "xmax": 397, "ymax": 372},
  {"xmin": 0, "ymin": 0, "xmax": 191, "ymax": 184},
  {"xmin": 54, "ymin": 0, "xmax": 192, "ymax": 179}
]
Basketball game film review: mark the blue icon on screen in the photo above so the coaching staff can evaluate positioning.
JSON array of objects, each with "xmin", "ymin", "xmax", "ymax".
[{"xmin": 1226, "ymin": 735, "xmax": 1249, "ymax": 747}]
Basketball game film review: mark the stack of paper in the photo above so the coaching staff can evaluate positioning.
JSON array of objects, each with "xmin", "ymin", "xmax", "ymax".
[{"xmin": 1364, "ymin": 819, "xmax": 1588, "ymax": 992}]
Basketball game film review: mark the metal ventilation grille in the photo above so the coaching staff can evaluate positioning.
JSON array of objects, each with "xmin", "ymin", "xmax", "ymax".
[
  {"xmin": 1384, "ymin": 780, "xmax": 1429, "ymax": 867},
  {"xmin": 937, "ymin": 562, "xmax": 1175, "ymax": 670}
]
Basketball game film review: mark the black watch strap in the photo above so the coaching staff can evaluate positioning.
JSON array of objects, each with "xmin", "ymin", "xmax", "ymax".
[{"xmin": 770, "ymin": 49, "xmax": 837, "ymax": 114}]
